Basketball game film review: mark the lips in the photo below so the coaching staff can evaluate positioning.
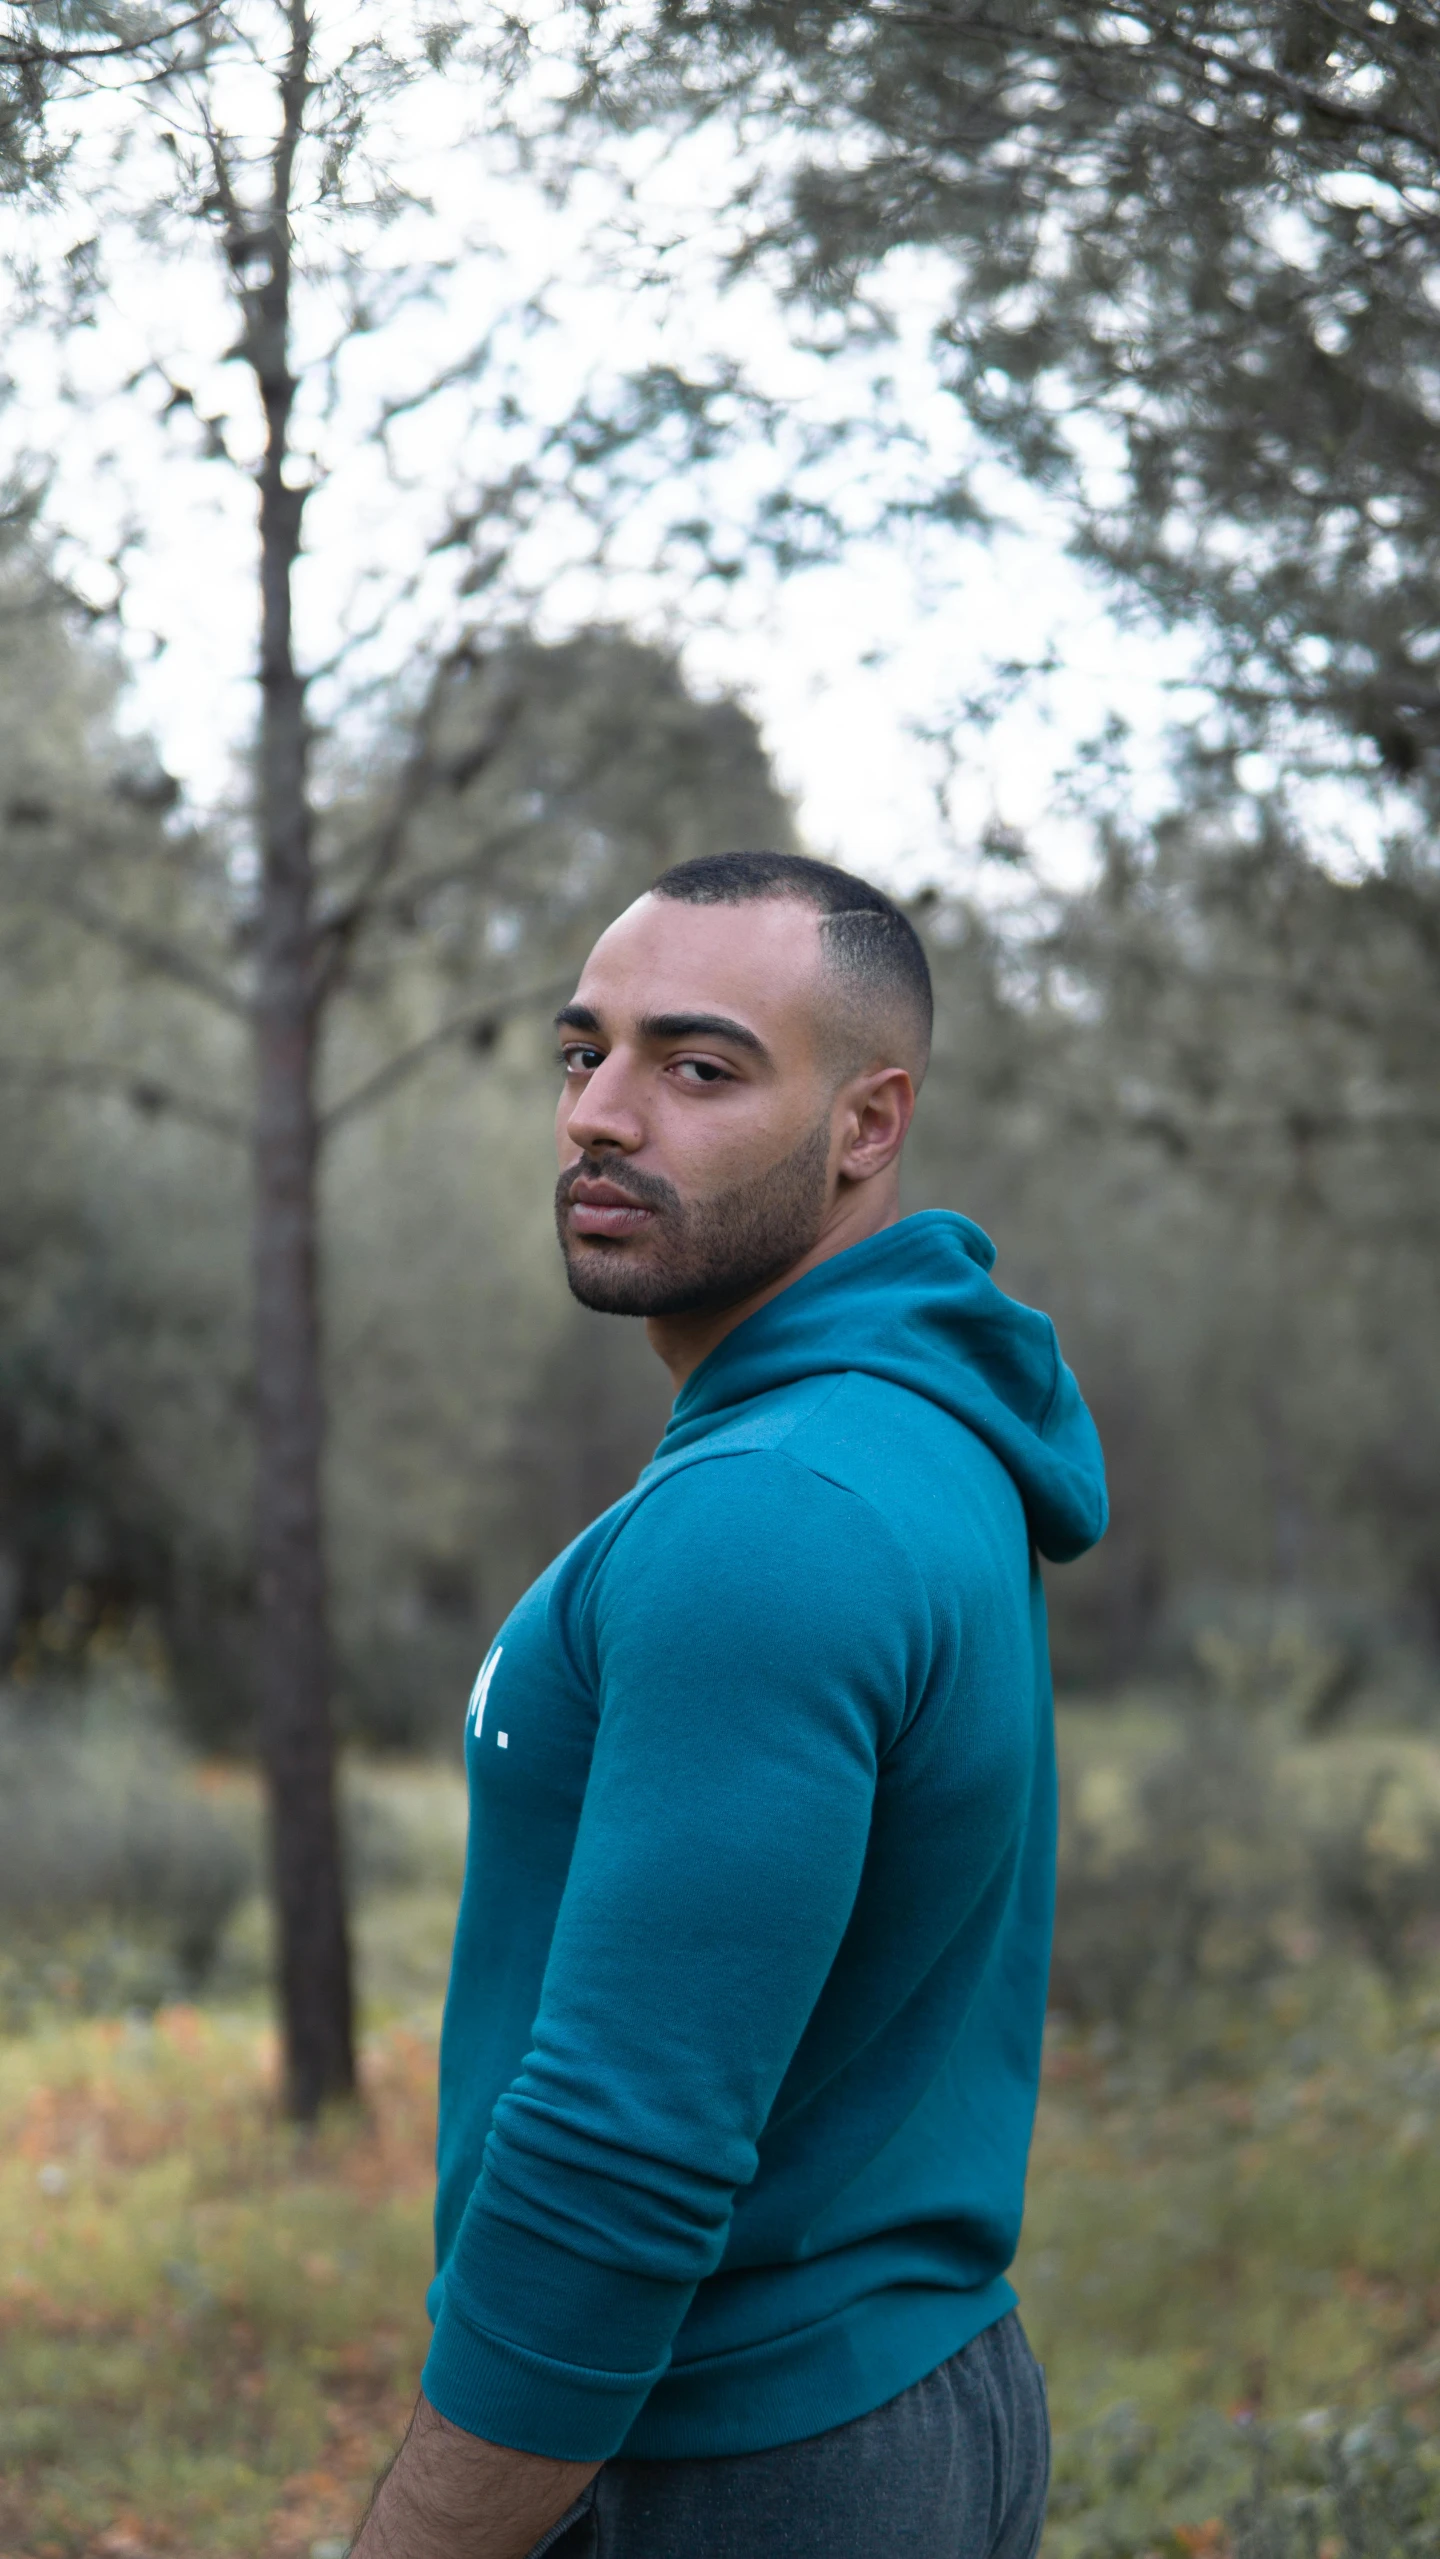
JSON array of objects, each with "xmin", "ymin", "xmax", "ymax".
[{"xmin": 566, "ymin": 1177, "xmax": 656, "ymax": 1241}]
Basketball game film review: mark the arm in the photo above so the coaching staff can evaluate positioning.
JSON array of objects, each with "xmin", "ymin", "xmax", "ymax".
[
  {"xmin": 351, "ymin": 2395, "xmax": 595, "ymax": 2559},
  {"xmin": 400, "ymin": 1458, "xmax": 925, "ymax": 2482}
]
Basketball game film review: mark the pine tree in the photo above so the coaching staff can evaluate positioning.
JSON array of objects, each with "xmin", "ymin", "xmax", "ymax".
[{"xmin": 610, "ymin": 1, "xmax": 1440, "ymax": 810}]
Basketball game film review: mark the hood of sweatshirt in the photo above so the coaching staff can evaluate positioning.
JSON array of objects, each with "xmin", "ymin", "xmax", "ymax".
[{"xmin": 657, "ymin": 1210, "xmax": 1107, "ymax": 1565}]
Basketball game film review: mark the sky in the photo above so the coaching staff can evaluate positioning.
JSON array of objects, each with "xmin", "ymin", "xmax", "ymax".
[{"xmin": 0, "ymin": 0, "xmax": 1214, "ymax": 900}]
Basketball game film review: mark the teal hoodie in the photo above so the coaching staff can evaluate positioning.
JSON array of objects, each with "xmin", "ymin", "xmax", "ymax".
[{"xmin": 423, "ymin": 1210, "xmax": 1106, "ymax": 2462}]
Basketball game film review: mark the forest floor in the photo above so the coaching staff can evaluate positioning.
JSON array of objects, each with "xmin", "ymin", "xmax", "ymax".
[{"xmin": 3, "ymin": 1742, "xmax": 1440, "ymax": 2558}]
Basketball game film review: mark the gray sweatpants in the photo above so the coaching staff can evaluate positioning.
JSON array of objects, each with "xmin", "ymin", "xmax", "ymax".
[{"xmin": 531, "ymin": 2309, "xmax": 1051, "ymax": 2559}]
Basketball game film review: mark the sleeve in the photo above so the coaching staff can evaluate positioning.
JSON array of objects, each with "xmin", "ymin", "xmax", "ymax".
[{"xmin": 421, "ymin": 1450, "xmax": 927, "ymax": 2458}]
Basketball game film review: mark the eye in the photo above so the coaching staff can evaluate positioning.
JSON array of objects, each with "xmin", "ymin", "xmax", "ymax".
[
  {"xmin": 672, "ymin": 1057, "xmax": 734, "ymax": 1085},
  {"xmin": 559, "ymin": 1043, "xmax": 604, "ymax": 1075}
]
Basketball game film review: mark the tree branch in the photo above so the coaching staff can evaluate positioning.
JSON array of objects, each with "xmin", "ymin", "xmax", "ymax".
[
  {"xmin": 48, "ymin": 879, "xmax": 251, "ymax": 1017},
  {"xmin": 319, "ymin": 971, "xmax": 571, "ymax": 1139},
  {"xmin": 0, "ymin": 2, "xmax": 220, "ymax": 72},
  {"xmin": 311, "ymin": 648, "xmax": 530, "ymax": 1002},
  {"xmin": 1103, "ymin": 1096, "xmax": 1440, "ymax": 1159},
  {"xmin": 321, "ymin": 821, "xmax": 542, "ymax": 937},
  {"xmin": 872, "ymin": 5, "xmax": 1440, "ymax": 171},
  {"xmin": 0, "ymin": 1052, "xmax": 248, "ymax": 1140}
]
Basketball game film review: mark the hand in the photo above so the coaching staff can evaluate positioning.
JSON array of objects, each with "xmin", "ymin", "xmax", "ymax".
[{"xmin": 350, "ymin": 2392, "xmax": 599, "ymax": 2559}]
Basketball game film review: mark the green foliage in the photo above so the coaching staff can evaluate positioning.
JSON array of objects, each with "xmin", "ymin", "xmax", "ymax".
[
  {"xmin": 1047, "ymin": 2405, "xmax": 1440, "ymax": 2559},
  {"xmin": 210, "ymin": 1758, "xmax": 471, "ymax": 2024},
  {"xmin": 0, "ymin": 1674, "xmax": 471, "ymax": 2035},
  {"xmin": 1050, "ymin": 1697, "xmax": 1440, "ymax": 2036},
  {"xmin": 1052, "ymin": 1701, "xmax": 1296, "ymax": 2031},
  {"xmin": 589, "ymin": 2, "xmax": 1440, "ymax": 1684},
  {"xmin": 1313, "ymin": 1777, "xmax": 1440, "ymax": 1992},
  {"xmin": 908, "ymin": 797, "xmax": 1440, "ymax": 1674},
  {"xmin": 0, "ymin": 1680, "xmax": 256, "ymax": 2025},
  {"xmin": 1021, "ymin": 1897, "xmax": 1440, "ymax": 2492},
  {"xmin": 614, "ymin": 1, "xmax": 1440, "ymax": 814},
  {"xmin": 5, "ymin": 577, "xmax": 1439, "ymax": 1713},
  {"xmin": 8, "ymin": 5, "xmax": 1440, "ymax": 1748},
  {"xmin": 1, "ymin": 3, "xmax": 64, "ymax": 195},
  {"xmin": 0, "ymin": 583, "xmax": 787, "ymax": 1746},
  {"xmin": 0, "ymin": 2009, "xmax": 436, "ymax": 2554},
  {"xmin": 8, "ymin": 1732, "xmax": 1440, "ymax": 2553},
  {"xmin": 0, "ymin": 4, "xmax": 211, "ymax": 200}
]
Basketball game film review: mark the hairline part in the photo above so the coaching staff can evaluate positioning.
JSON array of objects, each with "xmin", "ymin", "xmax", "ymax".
[{"xmin": 649, "ymin": 850, "xmax": 933, "ymax": 1089}]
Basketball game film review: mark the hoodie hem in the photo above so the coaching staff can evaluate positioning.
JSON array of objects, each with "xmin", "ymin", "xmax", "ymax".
[{"xmin": 615, "ymin": 2275, "xmax": 1018, "ymax": 2460}]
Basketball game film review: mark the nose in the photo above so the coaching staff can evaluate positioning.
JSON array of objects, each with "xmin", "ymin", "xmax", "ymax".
[{"xmin": 561, "ymin": 1048, "xmax": 644, "ymax": 1156}]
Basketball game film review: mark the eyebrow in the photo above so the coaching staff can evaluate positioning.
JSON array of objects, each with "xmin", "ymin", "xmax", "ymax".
[
  {"xmin": 640, "ymin": 1011, "xmax": 771, "ymax": 1060},
  {"xmin": 554, "ymin": 1003, "xmax": 772, "ymax": 1064}
]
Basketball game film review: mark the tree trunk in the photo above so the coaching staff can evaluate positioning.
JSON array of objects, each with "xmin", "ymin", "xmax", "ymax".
[{"xmin": 248, "ymin": 0, "xmax": 355, "ymax": 2120}]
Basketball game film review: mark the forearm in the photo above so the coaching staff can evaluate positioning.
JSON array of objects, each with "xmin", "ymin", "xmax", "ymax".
[{"xmin": 351, "ymin": 2392, "xmax": 598, "ymax": 2559}]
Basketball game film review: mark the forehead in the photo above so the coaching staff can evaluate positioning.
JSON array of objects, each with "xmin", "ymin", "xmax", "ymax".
[{"xmin": 575, "ymin": 894, "xmax": 828, "ymax": 1046}]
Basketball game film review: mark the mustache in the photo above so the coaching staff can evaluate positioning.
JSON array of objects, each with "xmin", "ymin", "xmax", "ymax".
[{"xmin": 556, "ymin": 1155, "xmax": 682, "ymax": 1216}]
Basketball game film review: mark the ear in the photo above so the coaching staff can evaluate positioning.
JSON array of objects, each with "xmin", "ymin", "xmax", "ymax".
[{"xmin": 835, "ymin": 1066, "xmax": 915, "ymax": 1184}]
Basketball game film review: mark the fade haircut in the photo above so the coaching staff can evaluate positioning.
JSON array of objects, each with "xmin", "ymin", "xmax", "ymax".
[{"xmin": 650, "ymin": 850, "xmax": 933, "ymax": 1086}]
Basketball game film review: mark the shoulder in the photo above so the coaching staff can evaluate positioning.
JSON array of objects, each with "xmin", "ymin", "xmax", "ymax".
[
  {"xmin": 598, "ymin": 1444, "xmax": 930, "ymax": 1659},
  {"xmin": 583, "ymin": 1449, "xmax": 929, "ymax": 1745},
  {"xmin": 621, "ymin": 1435, "xmax": 905, "ymax": 1557}
]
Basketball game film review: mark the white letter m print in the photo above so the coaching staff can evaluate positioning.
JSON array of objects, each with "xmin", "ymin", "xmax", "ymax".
[{"xmin": 465, "ymin": 1644, "xmax": 504, "ymax": 1743}]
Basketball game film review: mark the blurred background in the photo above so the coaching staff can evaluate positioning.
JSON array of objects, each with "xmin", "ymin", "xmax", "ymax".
[{"xmin": 2, "ymin": 2, "xmax": 1439, "ymax": 2554}]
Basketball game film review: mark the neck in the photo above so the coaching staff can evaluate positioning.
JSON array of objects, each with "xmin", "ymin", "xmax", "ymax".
[{"xmin": 645, "ymin": 1174, "xmax": 903, "ymax": 1395}]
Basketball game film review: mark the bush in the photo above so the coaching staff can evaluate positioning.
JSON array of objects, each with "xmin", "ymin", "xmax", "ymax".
[
  {"xmin": 1050, "ymin": 1704, "xmax": 1302, "ymax": 2029},
  {"xmin": 1312, "ymin": 1773, "xmax": 1440, "ymax": 1988},
  {"xmin": 1047, "ymin": 2405, "xmax": 1440, "ymax": 2559},
  {"xmin": 1230, "ymin": 2413, "xmax": 1440, "ymax": 2559},
  {"xmin": 1050, "ymin": 1696, "xmax": 1440, "ymax": 2034},
  {"xmin": 0, "ymin": 1681, "xmax": 255, "ymax": 2023},
  {"xmin": 341, "ymin": 1764, "xmax": 430, "ymax": 1896}
]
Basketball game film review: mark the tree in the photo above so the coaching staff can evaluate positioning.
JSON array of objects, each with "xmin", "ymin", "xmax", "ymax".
[
  {"xmin": 900, "ymin": 776, "xmax": 1440, "ymax": 1675},
  {"xmin": 2, "ymin": 2, "xmax": 220, "ymax": 196},
  {"xmin": 597, "ymin": 1, "xmax": 1440, "ymax": 816},
  {"xmin": 0, "ymin": 532, "xmax": 796, "ymax": 2114},
  {"xmin": 589, "ymin": 3, "xmax": 1440, "ymax": 1655},
  {"xmin": 0, "ymin": 0, "xmax": 809, "ymax": 2115},
  {"xmin": 0, "ymin": 576, "xmax": 793, "ymax": 1712}
]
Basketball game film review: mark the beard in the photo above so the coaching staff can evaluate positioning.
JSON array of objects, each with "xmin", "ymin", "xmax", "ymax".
[{"xmin": 555, "ymin": 1116, "xmax": 833, "ymax": 1319}]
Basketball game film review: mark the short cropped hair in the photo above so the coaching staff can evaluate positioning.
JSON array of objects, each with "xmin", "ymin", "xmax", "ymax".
[{"xmin": 651, "ymin": 850, "xmax": 933, "ymax": 1083}]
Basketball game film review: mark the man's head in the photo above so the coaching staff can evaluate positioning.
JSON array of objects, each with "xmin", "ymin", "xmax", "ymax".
[{"xmin": 553, "ymin": 851, "xmax": 933, "ymax": 1360}]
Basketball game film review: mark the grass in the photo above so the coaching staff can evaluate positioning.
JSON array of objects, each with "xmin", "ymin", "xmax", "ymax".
[
  {"xmin": 0, "ymin": 2010, "xmax": 436, "ymax": 2558},
  {"xmin": 3, "ymin": 1720, "xmax": 1440, "ymax": 2555},
  {"xmin": 1026, "ymin": 1988, "xmax": 1440, "ymax": 2436},
  {"xmin": 1020, "ymin": 1980, "xmax": 1440, "ymax": 2557},
  {"xmin": 0, "ymin": 1760, "xmax": 466, "ymax": 2559},
  {"xmin": 1023, "ymin": 1702, "xmax": 1440, "ymax": 2559}
]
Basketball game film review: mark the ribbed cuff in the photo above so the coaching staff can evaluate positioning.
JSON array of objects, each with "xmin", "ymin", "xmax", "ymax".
[
  {"xmin": 426, "ymin": 2194, "xmax": 705, "ymax": 2456},
  {"xmin": 422, "ymin": 2293, "xmax": 667, "ymax": 2460}
]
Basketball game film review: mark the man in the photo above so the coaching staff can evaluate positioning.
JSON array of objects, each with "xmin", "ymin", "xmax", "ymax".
[{"xmin": 355, "ymin": 851, "xmax": 1106, "ymax": 2559}]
